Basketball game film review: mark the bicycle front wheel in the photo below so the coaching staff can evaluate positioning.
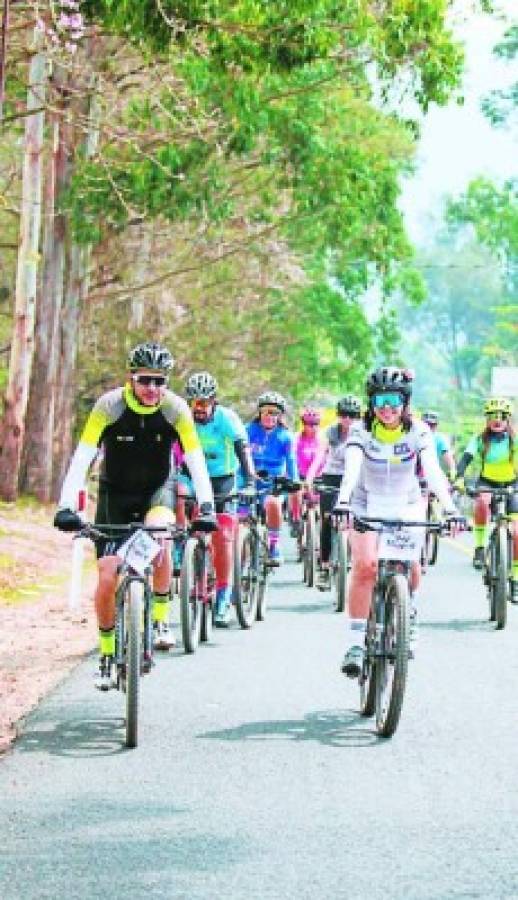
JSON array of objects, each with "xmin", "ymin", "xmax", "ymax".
[
  {"xmin": 304, "ymin": 510, "xmax": 318, "ymax": 588},
  {"xmin": 359, "ymin": 605, "xmax": 376, "ymax": 717},
  {"xmin": 234, "ymin": 525, "xmax": 258, "ymax": 629},
  {"xmin": 180, "ymin": 538, "xmax": 202, "ymax": 653},
  {"xmin": 334, "ymin": 530, "xmax": 349, "ymax": 613},
  {"xmin": 125, "ymin": 580, "xmax": 143, "ymax": 749},
  {"xmin": 256, "ymin": 526, "xmax": 269, "ymax": 621},
  {"xmin": 375, "ymin": 574, "xmax": 409, "ymax": 738},
  {"xmin": 493, "ymin": 526, "xmax": 508, "ymax": 630}
]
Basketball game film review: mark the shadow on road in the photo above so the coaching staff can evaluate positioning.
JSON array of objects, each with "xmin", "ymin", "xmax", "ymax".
[
  {"xmin": 199, "ymin": 709, "xmax": 379, "ymax": 748},
  {"xmin": 269, "ymin": 600, "xmax": 330, "ymax": 614},
  {"xmin": 420, "ymin": 619, "xmax": 492, "ymax": 633},
  {"xmin": 16, "ymin": 717, "xmax": 127, "ymax": 757}
]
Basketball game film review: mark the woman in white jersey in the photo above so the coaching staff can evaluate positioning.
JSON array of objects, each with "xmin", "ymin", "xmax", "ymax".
[{"xmin": 336, "ymin": 367, "xmax": 458, "ymax": 677}]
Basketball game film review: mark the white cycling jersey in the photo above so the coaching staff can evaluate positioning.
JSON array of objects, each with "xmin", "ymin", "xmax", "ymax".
[{"xmin": 337, "ymin": 420, "xmax": 454, "ymax": 516}]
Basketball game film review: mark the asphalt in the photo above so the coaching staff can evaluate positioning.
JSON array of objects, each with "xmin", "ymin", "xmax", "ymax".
[{"xmin": 2, "ymin": 531, "xmax": 518, "ymax": 899}]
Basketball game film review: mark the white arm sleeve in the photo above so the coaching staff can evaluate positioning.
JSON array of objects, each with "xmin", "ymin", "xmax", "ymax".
[
  {"xmin": 420, "ymin": 444, "xmax": 455, "ymax": 513},
  {"xmin": 337, "ymin": 444, "xmax": 364, "ymax": 505},
  {"xmin": 58, "ymin": 443, "xmax": 98, "ymax": 510},
  {"xmin": 184, "ymin": 447, "xmax": 214, "ymax": 507}
]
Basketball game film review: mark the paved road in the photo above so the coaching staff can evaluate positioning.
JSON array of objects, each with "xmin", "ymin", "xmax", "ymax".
[{"xmin": 2, "ymin": 532, "xmax": 518, "ymax": 899}]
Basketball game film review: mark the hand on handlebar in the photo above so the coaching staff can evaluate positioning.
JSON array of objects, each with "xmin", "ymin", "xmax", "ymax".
[{"xmin": 53, "ymin": 508, "xmax": 83, "ymax": 533}]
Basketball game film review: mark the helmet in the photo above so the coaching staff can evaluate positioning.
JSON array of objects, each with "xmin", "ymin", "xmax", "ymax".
[
  {"xmin": 484, "ymin": 397, "xmax": 512, "ymax": 417},
  {"xmin": 185, "ymin": 371, "xmax": 218, "ymax": 401},
  {"xmin": 301, "ymin": 406, "xmax": 321, "ymax": 425},
  {"xmin": 257, "ymin": 391, "xmax": 286, "ymax": 413},
  {"xmin": 128, "ymin": 341, "xmax": 174, "ymax": 373},
  {"xmin": 336, "ymin": 395, "xmax": 361, "ymax": 418},
  {"xmin": 366, "ymin": 366, "xmax": 413, "ymax": 402},
  {"xmin": 422, "ymin": 410, "xmax": 439, "ymax": 426}
]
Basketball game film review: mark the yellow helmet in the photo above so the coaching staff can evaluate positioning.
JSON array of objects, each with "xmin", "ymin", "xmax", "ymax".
[{"xmin": 484, "ymin": 397, "xmax": 512, "ymax": 417}]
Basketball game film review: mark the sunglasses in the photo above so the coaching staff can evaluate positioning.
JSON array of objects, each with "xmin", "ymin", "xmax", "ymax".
[
  {"xmin": 487, "ymin": 413, "xmax": 509, "ymax": 421},
  {"xmin": 132, "ymin": 374, "xmax": 168, "ymax": 387},
  {"xmin": 261, "ymin": 407, "xmax": 281, "ymax": 417},
  {"xmin": 192, "ymin": 398, "xmax": 213, "ymax": 408},
  {"xmin": 372, "ymin": 392, "xmax": 403, "ymax": 409}
]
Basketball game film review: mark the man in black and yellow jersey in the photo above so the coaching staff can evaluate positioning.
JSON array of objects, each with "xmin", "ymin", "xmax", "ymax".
[{"xmin": 54, "ymin": 341, "xmax": 216, "ymax": 688}]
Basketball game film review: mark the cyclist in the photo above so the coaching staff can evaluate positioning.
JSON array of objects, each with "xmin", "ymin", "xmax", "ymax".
[
  {"xmin": 177, "ymin": 371, "xmax": 256, "ymax": 626},
  {"xmin": 53, "ymin": 342, "xmax": 216, "ymax": 687},
  {"xmin": 455, "ymin": 397, "xmax": 517, "ymax": 590},
  {"xmin": 288, "ymin": 407, "xmax": 325, "ymax": 537},
  {"xmin": 246, "ymin": 391, "xmax": 297, "ymax": 565},
  {"xmin": 306, "ymin": 396, "xmax": 362, "ymax": 591},
  {"xmin": 422, "ymin": 410, "xmax": 456, "ymax": 479},
  {"xmin": 335, "ymin": 367, "xmax": 459, "ymax": 677}
]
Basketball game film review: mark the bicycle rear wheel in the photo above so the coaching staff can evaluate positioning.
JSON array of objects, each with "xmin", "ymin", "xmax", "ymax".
[
  {"xmin": 375, "ymin": 574, "xmax": 409, "ymax": 738},
  {"xmin": 234, "ymin": 525, "xmax": 258, "ymax": 629},
  {"xmin": 493, "ymin": 526, "xmax": 508, "ymax": 630},
  {"xmin": 256, "ymin": 526, "xmax": 268, "ymax": 621},
  {"xmin": 334, "ymin": 530, "xmax": 349, "ymax": 613},
  {"xmin": 180, "ymin": 537, "xmax": 202, "ymax": 653},
  {"xmin": 125, "ymin": 580, "xmax": 143, "ymax": 749}
]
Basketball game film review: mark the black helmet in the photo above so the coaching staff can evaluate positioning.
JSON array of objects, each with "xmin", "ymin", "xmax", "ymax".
[
  {"xmin": 336, "ymin": 395, "xmax": 361, "ymax": 417},
  {"xmin": 257, "ymin": 391, "xmax": 286, "ymax": 413},
  {"xmin": 128, "ymin": 341, "xmax": 174, "ymax": 373},
  {"xmin": 366, "ymin": 366, "xmax": 413, "ymax": 402},
  {"xmin": 185, "ymin": 371, "xmax": 218, "ymax": 400},
  {"xmin": 422, "ymin": 410, "xmax": 439, "ymax": 425}
]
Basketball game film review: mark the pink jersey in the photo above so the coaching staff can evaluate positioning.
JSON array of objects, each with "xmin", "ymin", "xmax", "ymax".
[{"xmin": 295, "ymin": 432, "xmax": 325, "ymax": 479}]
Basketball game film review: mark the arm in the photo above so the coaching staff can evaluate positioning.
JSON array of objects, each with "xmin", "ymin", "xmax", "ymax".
[
  {"xmin": 336, "ymin": 444, "xmax": 364, "ymax": 505},
  {"xmin": 58, "ymin": 401, "xmax": 110, "ymax": 509},
  {"xmin": 234, "ymin": 438, "xmax": 255, "ymax": 481},
  {"xmin": 455, "ymin": 450, "xmax": 475, "ymax": 479},
  {"xmin": 420, "ymin": 444, "xmax": 456, "ymax": 512},
  {"xmin": 284, "ymin": 435, "xmax": 297, "ymax": 481},
  {"xmin": 175, "ymin": 413, "xmax": 214, "ymax": 507}
]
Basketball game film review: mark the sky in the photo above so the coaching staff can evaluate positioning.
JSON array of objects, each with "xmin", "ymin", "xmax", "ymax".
[{"xmin": 400, "ymin": 0, "xmax": 517, "ymax": 245}]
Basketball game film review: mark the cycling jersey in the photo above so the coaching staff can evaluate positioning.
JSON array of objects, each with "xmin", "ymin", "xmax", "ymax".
[
  {"xmin": 322, "ymin": 424, "xmax": 348, "ymax": 476},
  {"xmin": 459, "ymin": 433, "xmax": 517, "ymax": 484},
  {"xmin": 59, "ymin": 383, "xmax": 213, "ymax": 509},
  {"xmin": 247, "ymin": 420, "xmax": 297, "ymax": 480},
  {"xmin": 433, "ymin": 431, "xmax": 451, "ymax": 459},
  {"xmin": 295, "ymin": 432, "xmax": 325, "ymax": 479},
  {"xmin": 191, "ymin": 405, "xmax": 247, "ymax": 477},
  {"xmin": 338, "ymin": 419, "xmax": 453, "ymax": 514}
]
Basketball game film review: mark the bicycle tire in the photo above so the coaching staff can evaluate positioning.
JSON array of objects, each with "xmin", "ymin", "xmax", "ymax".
[
  {"xmin": 359, "ymin": 606, "xmax": 376, "ymax": 717},
  {"xmin": 493, "ymin": 526, "xmax": 508, "ymax": 630},
  {"xmin": 125, "ymin": 580, "xmax": 143, "ymax": 749},
  {"xmin": 200, "ymin": 546, "xmax": 215, "ymax": 642},
  {"xmin": 306, "ymin": 510, "xmax": 317, "ymax": 588},
  {"xmin": 256, "ymin": 527, "xmax": 268, "ymax": 621},
  {"xmin": 180, "ymin": 537, "xmax": 202, "ymax": 653},
  {"xmin": 375, "ymin": 574, "xmax": 409, "ymax": 738},
  {"xmin": 426, "ymin": 529, "xmax": 439, "ymax": 566},
  {"xmin": 234, "ymin": 525, "xmax": 258, "ymax": 629},
  {"xmin": 334, "ymin": 530, "xmax": 348, "ymax": 613}
]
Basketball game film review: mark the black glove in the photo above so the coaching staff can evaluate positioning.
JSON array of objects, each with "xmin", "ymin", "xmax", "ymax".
[
  {"xmin": 192, "ymin": 502, "xmax": 218, "ymax": 533},
  {"xmin": 54, "ymin": 508, "xmax": 82, "ymax": 532}
]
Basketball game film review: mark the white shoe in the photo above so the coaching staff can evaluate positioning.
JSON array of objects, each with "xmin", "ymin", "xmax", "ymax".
[
  {"xmin": 340, "ymin": 645, "xmax": 364, "ymax": 678},
  {"xmin": 153, "ymin": 623, "xmax": 176, "ymax": 651},
  {"xmin": 95, "ymin": 656, "xmax": 115, "ymax": 691}
]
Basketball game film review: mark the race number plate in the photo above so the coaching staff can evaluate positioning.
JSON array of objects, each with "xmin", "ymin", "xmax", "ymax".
[
  {"xmin": 117, "ymin": 529, "xmax": 161, "ymax": 575},
  {"xmin": 378, "ymin": 527, "xmax": 421, "ymax": 562}
]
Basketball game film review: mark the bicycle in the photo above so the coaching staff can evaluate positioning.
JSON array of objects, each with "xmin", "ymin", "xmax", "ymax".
[
  {"xmin": 300, "ymin": 488, "xmax": 320, "ymax": 588},
  {"xmin": 424, "ymin": 492, "xmax": 442, "ymax": 566},
  {"xmin": 234, "ymin": 474, "xmax": 299, "ymax": 623},
  {"xmin": 313, "ymin": 480, "xmax": 350, "ymax": 612},
  {"xmin": 350, "ymin": 513, "xmax": 459, "ymax": 738},
  {"xmin": 77, "ymin": 521, "xmax": 178, "ymax": 749},
  {"xmin": 467, "ymin": 484, "xmax": 517, "ymax": 630}
]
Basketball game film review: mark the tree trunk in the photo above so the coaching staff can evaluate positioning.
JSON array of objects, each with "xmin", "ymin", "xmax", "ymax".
[
  {"xmin": 0, "ymin": 29, "xmax": 46, "ymax": 501},
  {"xmin": 22, "ymin": 82, "xmax": 70, "ymax": 500}
]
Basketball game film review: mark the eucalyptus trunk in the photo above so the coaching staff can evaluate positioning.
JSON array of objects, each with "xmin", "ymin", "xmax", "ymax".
[
  {"xmin": 0, "ymin": 29, "xmax": 46, "ymax": 500},
  {"xmin": 22, "ymin": 83, "xmax": 70, "ymax": 500}
]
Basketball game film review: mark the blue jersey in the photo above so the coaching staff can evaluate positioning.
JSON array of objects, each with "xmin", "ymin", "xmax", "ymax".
[
  {"xmin": 433, "ymin": 431, "xmax": 450, "ymax": 460},
  {"xmin": 246, "ymin": 420, "xmax": 297, "ymax": 480},
  {"xmin": 191, "ymin": 405, "xmax": 247, "ymax": 478}
]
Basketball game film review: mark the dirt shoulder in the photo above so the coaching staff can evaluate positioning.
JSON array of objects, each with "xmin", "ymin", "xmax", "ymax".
[{"xmin": 0, "ymin": 500, "xmax": 97, "ymax": 754}]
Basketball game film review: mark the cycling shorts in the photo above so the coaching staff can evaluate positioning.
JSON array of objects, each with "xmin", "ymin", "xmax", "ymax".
[{"xmin": 94, "ymin": 478, "xmax": 175, "ymax": 558}]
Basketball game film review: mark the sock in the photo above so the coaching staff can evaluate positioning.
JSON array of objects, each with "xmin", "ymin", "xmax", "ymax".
[
  {"xmin": 344, "ymin": 617, "xmax": 367, "ymax": 651},
  {"xmin": 473, "ymin": 525, "xmax": 487, "ymax": 549},
  {"xmin": 268, "ymin": 528, "xmax": 280, "ymax": 550},
  {"xmin": 99, "ymin": 627, "xmax": 115, "ymax": 657},
  {"xmin": 512, "ymin": 560, "xmax": 518, "ymax": 583},
  {"xmin": 152, "ymin": 592, "xmax": 169, "ymax": 625}
]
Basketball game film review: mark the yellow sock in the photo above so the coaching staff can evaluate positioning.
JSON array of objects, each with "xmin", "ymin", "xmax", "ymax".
[
  {"xmin": 99, "ymin": 628, "xmax": 115, "ymax": 657},
  {"xmin": 153, "ymin": 593, "xmax": 169, "ymax": 625}
]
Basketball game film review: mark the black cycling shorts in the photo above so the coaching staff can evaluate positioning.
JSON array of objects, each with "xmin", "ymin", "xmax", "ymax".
[
  {"xmin": 477, "ymin": 477, "xmax": 518, "ymax": 515},
  {"xmin": 94, "ymin": 479, "xmax": 175, "ymax": 558}
]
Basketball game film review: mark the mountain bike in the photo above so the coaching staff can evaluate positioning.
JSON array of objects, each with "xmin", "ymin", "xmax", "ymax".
[
  {"xmin": 352, "ymin": 513, "xmax": 460, "ymax": 738},
  {"xmin": 467, "ymin": 484, "xmax": 517, "ymax": 630},
  {"xmin": 314, "ymin": 480, "xmax": 349, "ymax": 611},
  {"xmin": 77, "ymin": 522, "xmax": 177, "ymax": 749},
  {"xmin": 235, "ymin": 474, "xmax": 299, "ymax": 623}
]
